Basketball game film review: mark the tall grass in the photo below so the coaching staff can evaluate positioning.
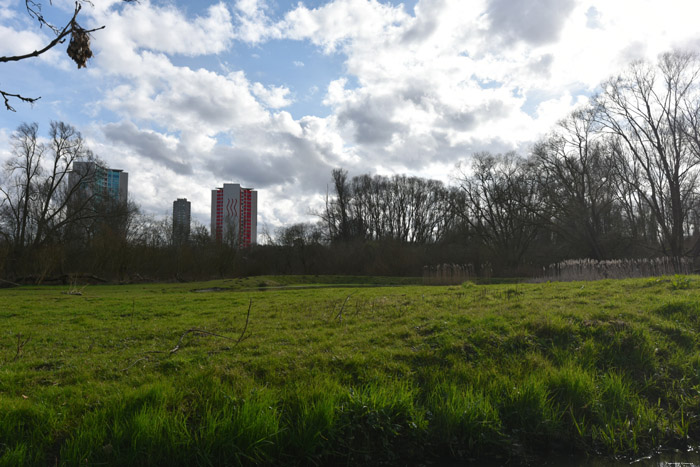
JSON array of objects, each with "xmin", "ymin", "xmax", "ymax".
[
  {"xmin": 537, "ymin": 257, "xmax": 693, "ymax": 282},
  {"xmin": 423, "ymin": 263, "xmax": 475, "ymax": 285}
]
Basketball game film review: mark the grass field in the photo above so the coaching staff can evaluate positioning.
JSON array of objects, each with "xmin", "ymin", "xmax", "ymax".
[{"xmin": 2, "ymin": 274, "xmax": 700, "ymax": 465}]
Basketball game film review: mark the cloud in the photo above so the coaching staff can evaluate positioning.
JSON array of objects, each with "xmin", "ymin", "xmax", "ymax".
[
  {"xmin": 205, "ymin": 112, "xmax": 344, "ymax": 191},
  {"xmin": 251, "ymin": 82, "xmax": 293, "ymax": 108},
  {"xmin": 233, "ymin": 0, "xmax": 281, "ymax": 43},
  {"xmin": 527, "ymin": 54, "xmax": 555, "ymax": 77},
  {"xmin": 102, "ymin": 121, "xmax": 193, "ymax": 175},
  {"xmin": 585, "ymin": 6, "xmax": 603, "ymax": 29},
  {"xmin": 336, "ymin": 93, "xmax": 408, "ymax": 145},
  {"xmin": 0, "ymin": 24, "xmax": 62, "ymax": 65},
  {"xmin": 94, "ymin": 1, "xmax": 234, "ymax": 57},
  {"xmin": 485, "ymin": 0, "xmax": 577, "ymax": 47},
  {"xmin": 280, "ymin": 0, "xmax": 410, "ymax": 53},
  {"xmin": 99, "ymin": 63, "xmax": 270, "ymax": 138}
]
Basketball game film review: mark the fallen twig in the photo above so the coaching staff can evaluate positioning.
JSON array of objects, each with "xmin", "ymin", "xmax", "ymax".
[
  {"xmin": 0, "ymin": 277, "xmax": 21, "ymax": 288},
  {"xmin": 123, "ymin": 300, "xmax": 253, "ymax": 371},
  {"xmin": 236, "ymin": 299, "xmax": 252, "ymax": 345},
  {"xmin": 335, "ymin": 293, "xmax": 356, "ymax": 323},
  {"xmin": 14, "ymin": 333, "xmax": 30, "ymax": 361},
  {"xmin": 169, "ymin": 329, "xmax": 236, "ymax": 354},
  {"xmin": 121, "ymin": 357, "xmax": 151, "ymax": 372}
]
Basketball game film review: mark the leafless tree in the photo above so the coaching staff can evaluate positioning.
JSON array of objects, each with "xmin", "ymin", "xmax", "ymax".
[
  {"xmin": 532, "ymin": 108, "xmax": 624, "ymax": 259},
  {"xmin": 594, "ymin": 51, "xmax": 700, "ymax": 262},
  {"xmin": 321, "ymin": 170, "xmax": 458, "ymax": 244},
  {"xmin": 0, "ymin": 122, "xmax": 95, "ymax": 248},
  {"xmin": 456, "ymin": 152, "xmax": 541, "ymax": 267},
  {"xmin": 0, "ymin": 121, "xmax": 100, "ymax": 277}
]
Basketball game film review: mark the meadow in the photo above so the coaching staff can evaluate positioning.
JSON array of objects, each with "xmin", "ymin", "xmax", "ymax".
[{"xmin": 2, "ymin": 275, "xmax": 700, "ymax": 465}]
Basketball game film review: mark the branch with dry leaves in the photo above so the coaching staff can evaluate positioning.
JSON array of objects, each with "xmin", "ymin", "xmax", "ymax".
[
  {"xmin": 122, "ymin": 299, "xmax": 252, "ymax": 372},
  {"xmin": 1, "ymin": 0, "xmax": 135, "ymax": 111}
]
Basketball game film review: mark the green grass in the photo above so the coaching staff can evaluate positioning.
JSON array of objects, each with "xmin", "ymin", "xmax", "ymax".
[{"xmin": 2, "ymin": 275, "xmax": 700, "ymax": 465}]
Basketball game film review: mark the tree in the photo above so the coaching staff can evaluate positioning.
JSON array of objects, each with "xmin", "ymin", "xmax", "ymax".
[
  {"xmin": 456, "ymin": 152, "xmax": 541, "ymax": 268},
  {"xmin": 594, "ymin": 51, "xmax": 700, "ymax": 261},
  {"xmin": 275, "ymin": 222, "xmax": 326, "ymax": 274},
  {"xmin": 320, "ymin": 169, "xmax": 459, "ymax": 244},
  {"xmin": 322, "ymin": 168, "xmax": 353, "ymax": 242},
  {"xmin": 532, "ymin": 108, "xmax": 625, "ymax": 259},
  {"xmin": 0, "ymin": 121, "xmax": 99, "ymax": 277},
  {"xmin": 0, "ymin": 0, "xmax": 134, "ymax": 111}
]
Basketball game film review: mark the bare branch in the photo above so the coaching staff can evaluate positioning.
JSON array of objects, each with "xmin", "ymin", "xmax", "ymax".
[
  {"xmin": 123, "ymin": 301, "xmax": 253, "ymax": 372},
  {"xmin": 236, "ymin": 299, "xmax": 252, "ymax": 345},
  {"xmin": 13, "ymin": 333, "xmax": 30, "ymax": 361},
  {"xmin": 1, "ymin": 3, "xmax": 80, "ymax": 64},
  {"xmin": 0, "ymin": 90, "xmax": 40, "ymax": 112}
]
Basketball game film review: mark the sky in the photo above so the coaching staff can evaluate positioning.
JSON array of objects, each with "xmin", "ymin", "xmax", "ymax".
[{"xmin": 1, "ymin": 0, "xmax": 700, "ymax": 238}]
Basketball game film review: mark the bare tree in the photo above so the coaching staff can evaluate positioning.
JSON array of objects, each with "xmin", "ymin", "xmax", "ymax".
[
  {"xmin": 324, "ymin": 168, "xmax": 353, "ymax": 241},
  {"xmin": 456, "ymin": 152, "xmax": 541, "ymax": 267},
  {"xmin": 532, "ymin": 108, "xmax": 624, "ymax": 259},
  {"xmin": 594, "ymin": 51, "xmax": 700, "ymax": 262},
  {"xmin": 0, "ymin": 121, "xmax": 99, "ymax": 277},
  {"xmin": 321, "ymin": 170, "xmax": 458, "ymax": 244}
]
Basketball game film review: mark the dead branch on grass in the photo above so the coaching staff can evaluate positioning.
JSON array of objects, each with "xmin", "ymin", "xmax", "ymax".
[
  {"xmin": 0, "ymin": 277, "xmax": 21, "ymax": 288},
  {"xmin": 122, "ymin": 299, "xmax": 252, "ymax": 371},
  {"xmin": 63, "ymin": 275, "xmax": 88, "ymax": 295},
  {"xmin": 335, "ymin": 293, "xmax": 356, "ymax": 323},
  {"xmin": 236, "ymin": 299, "xmax": 252, "ymax": 345},
  {"xmin": 169, "ymin": 329, "xmax": 236, "ymax": 354},
  {"xmin": 14, "ymin": 333, "xmax": 30, "ymax": 361}
]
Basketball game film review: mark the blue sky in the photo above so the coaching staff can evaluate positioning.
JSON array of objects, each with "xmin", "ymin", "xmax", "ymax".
[{"xmin": 1, "ymin": 0, "xmax": 700, "ymax": 237}]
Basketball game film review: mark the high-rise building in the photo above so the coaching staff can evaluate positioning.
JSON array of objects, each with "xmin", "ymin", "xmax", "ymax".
[
  {"xmin": 69, "ymin": 160, "xmax": 128, "ymax": 203},
  {"xmin": 172, "ymin": 198, "xmax": 191, "ymax": 244},
  {"xmin": 211, "ymin": 183, "xmax": 257, "ymax": 248}
]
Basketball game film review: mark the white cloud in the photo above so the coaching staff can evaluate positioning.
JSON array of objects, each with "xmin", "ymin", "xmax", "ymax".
[
  {"xmin": 233, "ymin": 0, "xmax": 281, "ymax": 43},
  {"xmin": 93, "ymin": 1, "xmax": 234, "ymax": 57},
  {"xmin": 251, "ymin": 82, "xmax": 293, "ymax": 108},
  {"xmin": 280, "ymin": 0, "xmax": 410, "ymax": 53}
]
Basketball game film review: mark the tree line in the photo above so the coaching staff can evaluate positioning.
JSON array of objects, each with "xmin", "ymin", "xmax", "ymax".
[
  {"xmin": 1, "ymin": 51, "xmax": 699, "ymax": 283},
  {"xmin": 291, "ymin": 51, "xmax": 700, "ymax": 276}
]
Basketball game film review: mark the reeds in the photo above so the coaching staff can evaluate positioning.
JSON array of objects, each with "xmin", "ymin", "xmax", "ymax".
[
  {"xmin": 423, "ymin": 264, "xmax": 476, "ymax": 285},
  {"xmin": 537, "ymin": 257, "xmax": 693, "ymax": 282}
]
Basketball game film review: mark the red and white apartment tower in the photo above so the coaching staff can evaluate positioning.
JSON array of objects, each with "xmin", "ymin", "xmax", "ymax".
[{"xmin": 210, "ymin": 183, "xmax": 258, "ymax": 247}]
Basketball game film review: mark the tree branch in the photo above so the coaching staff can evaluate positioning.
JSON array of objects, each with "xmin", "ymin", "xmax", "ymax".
[
  {"xmin": 0, "ymin": 90, "xmax": 40, "ymax": 112},
  {"xmin": 1, "ymin": 1, "xmax": 108, "ymax": 110},
  {"xmin": 122, "ymin": 300, "xmax": 253, "ymax": 371}
]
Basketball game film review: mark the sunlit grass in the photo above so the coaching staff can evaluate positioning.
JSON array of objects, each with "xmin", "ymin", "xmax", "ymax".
[{"xmin": 2, "ymin": 275, "xmax": 700, "ymax": 464}]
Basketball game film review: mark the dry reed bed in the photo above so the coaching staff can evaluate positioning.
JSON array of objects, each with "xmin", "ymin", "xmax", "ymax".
[{"xmin": 537, "ymin": 257, "xmax": 693, "ymax": 282}]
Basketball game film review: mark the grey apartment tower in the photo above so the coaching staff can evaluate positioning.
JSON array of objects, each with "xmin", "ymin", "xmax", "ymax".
[{"xmin": 172, "ymin": 198, "xmax": 191, "ymax": 244}]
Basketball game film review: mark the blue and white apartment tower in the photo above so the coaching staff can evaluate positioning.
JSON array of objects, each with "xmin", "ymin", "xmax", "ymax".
[{"xmin": 69, "ymin": 161, "xmax": 128, "ymax": 203}]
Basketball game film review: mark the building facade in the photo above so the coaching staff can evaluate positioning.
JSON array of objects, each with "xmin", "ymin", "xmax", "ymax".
[
  {"xmin": 69, "ymin": 160, "xmax": 128, "ymax": 203},
  {"xmin": 172, "ymin": 198, "xmax": 191, "ymax": 244},
  {"xmin": 211, "ymin": 183, "xmax": 257, "ymax": 248}
]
